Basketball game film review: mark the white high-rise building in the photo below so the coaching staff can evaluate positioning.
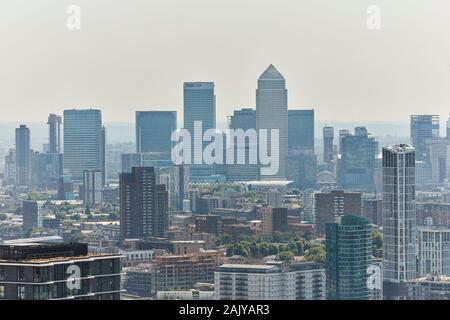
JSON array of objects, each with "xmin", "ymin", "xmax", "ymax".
[
  {"xmin": 418, "ymin": 226, "xmax": 450, "ymax": 277},
  {"xmin": 382, "ymin": 144, "xmax": 417, "ymax": 298},
  {"xmin": 215, "ymin": 262, "xmax": 325, "ymax": 300},
  {"xmin": 256, "ymin": 65, "xmax": 288, "ymax": 180}
]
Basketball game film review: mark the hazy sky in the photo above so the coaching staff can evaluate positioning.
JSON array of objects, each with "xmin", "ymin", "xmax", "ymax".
[{"xmin": 1, "ymin": 0, "xmax": 450, "ymax": 124}]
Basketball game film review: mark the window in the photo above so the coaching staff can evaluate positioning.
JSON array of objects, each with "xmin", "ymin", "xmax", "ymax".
[
  {"xmin": 0, "ymin": 285, "xmax": 4, "ymax": 299},
  {"xmin": 17, "ymin": 285, "xmax": 26, "ymax": 300}
]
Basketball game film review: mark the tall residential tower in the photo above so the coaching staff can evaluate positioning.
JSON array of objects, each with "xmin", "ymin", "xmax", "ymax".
[{"xmin": 382, "ymin": 144, "xmax": 416, "ymax": 298}]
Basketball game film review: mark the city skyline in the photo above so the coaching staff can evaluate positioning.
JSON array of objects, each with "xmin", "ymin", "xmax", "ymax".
[{"xmin": 3, "ymin": 0, "xmax": 450, "ymax": 304}]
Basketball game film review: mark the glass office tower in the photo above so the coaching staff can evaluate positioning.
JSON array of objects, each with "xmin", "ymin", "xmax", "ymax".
[
  {"xmin": 136, "ymin": 111, "xmax": 177, "ymax": 154},
  {"xmin": 63, "ymin": 109, "xmax": 105, "ymax": 183},
  {"xmin": 326, "ymin": 215, "xmax": 372, "ymax": 300},
  {"xmin": 256, "ymin": 64, "xmax": 288, "ymax": 180},
  {"xmin": 183, "ymin": 82, "xmax": 216, "ymax": 182}
]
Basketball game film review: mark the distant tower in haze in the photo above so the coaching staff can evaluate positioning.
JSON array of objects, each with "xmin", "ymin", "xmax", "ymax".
[
  {"xmin": 63, "ymin": 109, "xmax": 105, "ymax": 184},
  {"xmin": 183, "ymin": 82, "xmax": 216, "ymax": 182},
  {"xmin": 447, "ymin": 114, "xmax": 450, "ymax": 141},
  {"xmin": 47, "ymin": 114, "xmax": 62, "ymax": 154},
  {"xmin": 256, "ymin": 64, "xmax": 288, "ymax": 180},
  {"xmin": 323, "ymin": 126, "xmax": 334, "ymax": 164},
  {"xmin": 410, "ymin": 115, "xmax": 439, "ymax": 161},
  {"xmin": 15, "ymin": 125, "xmax": 31, "ymax": 187},
  {"xmin": 136, "ymin": 111, "xmax": 177, "ymax": 154}
]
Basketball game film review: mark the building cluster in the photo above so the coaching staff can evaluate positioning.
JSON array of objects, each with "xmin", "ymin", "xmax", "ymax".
[{"xmin": 1, "ymin": 65, "xmax": 450, "ymax": 300}]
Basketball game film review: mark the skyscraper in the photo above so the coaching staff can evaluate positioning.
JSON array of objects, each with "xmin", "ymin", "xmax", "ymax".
[
  {"xmin": 256, "ymin": 64, "xmax": 288, "ymax": 180},
  {"xmin": 314, "ymin": 190, "xmax": 362, "ymax": 235},
  {"xmin": 382, "ymin": 144, "xmax": 416, "ymax": 298},
  {"xmin": 82, "ymin": 170, "xmax": 103, "ymax": 206},
  {"xmin": 288, "ymin": 109, "xmax": 315, "ymax": 154},
  {"xmin": 410, "ymin": 115, "xmax": 439, "ymax": 161},
  {"xmin": 15, "ymin": 125, "xmax": 31, "ymax": 187},
  {"xmin": 339, "ymin": 127, "xmax": 378, "ymax": 192},
  {"xmin": 158, "ymin": 165, "xmax": 188, "ymax": 212},
  {"xmin": 426, "ymin": 137, "xmax": 450, "ymax": 185},
  {"xmin": 22, "ymin": 201, "xmax": 42, "ymax": 235},
  {"xmin": 447, "ymin": 114, "xmax": 450, "ymax": 142},
  {"xmin": 323, "ymin": 126, "xmax": 334, "ymax": 165},
  {"xmin": 63, "ymin": 109, "xmax": 105, "ymax": 183},
  {"xmin": 119, "ymin": 167, "xmax": 169, "ymax": 242},
  {"xmin": 326, "ymin": 215, "xmax": 372, "ymax": 300},
  {"xmin": 183, "ymin": 82, "xmax": 216, "ymax": 182},
  {"xmin": 136, "ymin": 111, "xmax": 177, "ymax": 154},
  {"xmin": 47, "ymin": 114, "xmax": 62, "ymax": 154},
  {"xmin": 226, "ymin": 108, "xmax": 259, "ymax": 181},
  {"xmin": 288, "ymin": 110, "xmax": 316, "ymax": 189}
]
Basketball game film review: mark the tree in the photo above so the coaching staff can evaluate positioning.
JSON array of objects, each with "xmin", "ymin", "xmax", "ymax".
[
  {"xmin": 277, "ymin": 251, "xmax": 294, "ymax": 263},
  {"xmin": 304, "ymin": 244, "xmax": 326, "ymax": 264},
  {"xmin": 373, "ymin": 229, "xmax": 383, "ymax": 257},
  {"xmin": 108, "ymin": 212, "xmax": 119, "ymax": 221},
  {"xmin": 0, "ymin": 213, "xmax": 7, "ymax": 221}
]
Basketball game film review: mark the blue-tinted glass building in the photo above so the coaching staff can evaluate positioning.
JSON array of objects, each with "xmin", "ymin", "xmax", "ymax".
[
  {"xmin": 288, "ymin": 109, "xmax": 314, "ymax": 154},
  {"xmin": 225, "ymin": 108, "xmax": 260, "ymax": 181},
  {"xmin": 183, "ymin": 82, "xmax": 216, "ymax": 182},
  {"xmin": 326, "ymin": 215, "xmax": 372, "ymax": 300},
  {"xmin": 63, "ymin": 109, "xmax": 105, "ymax": 183},
  {"xmin": 410, "ymin": 115, "xmax": 439, "ymax": 161},
  {"xmin": 135, "ymin": 111, "xmax": 177, "ymax": 154},
  {"xmin": 339, "ymin": 127, "xmax": 378, "ymax": 192}
]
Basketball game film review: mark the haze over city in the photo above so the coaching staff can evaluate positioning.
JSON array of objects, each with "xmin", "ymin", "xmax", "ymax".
[{"xmin": 1, "ymin": 0, "xmax": 450, "ymax": 123}]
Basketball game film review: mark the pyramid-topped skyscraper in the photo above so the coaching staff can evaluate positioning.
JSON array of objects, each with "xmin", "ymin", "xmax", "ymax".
[{"xmin": 256, "ymin": 65, "xmax": 288, "ymax": 180}]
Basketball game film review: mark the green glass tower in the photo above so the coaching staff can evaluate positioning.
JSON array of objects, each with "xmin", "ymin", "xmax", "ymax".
[{"xmin": 326, "ymin": 215, "xmax": 372, "ymax": 300}]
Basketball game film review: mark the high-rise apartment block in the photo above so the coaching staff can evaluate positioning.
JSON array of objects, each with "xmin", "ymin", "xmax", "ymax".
[
  {"xmin": 382, "ymin": 144, "xmax": 417, "ymax": 298},
  {"xmin": 82, "ymin": 170, "xmax": 103, "ymax": 206},
  {"xmin": 120, "ymin": 167, "xmax": 169, "ymax": 242},
  {"xmin": 418, "ymin": 226, "xmax": 450, "ymax": 277},
  {"xmin": 313, "ymin": 190, "xmax": 362, "ymax": 235},
  {"xmin": 323, "ymin": 126, "xmax": 334, "ymax": 165},
  {"xmin": 22, "ymin": 201, "xmax": 42, "ymax": 235},
  {"xmin": 47, "ymin": 114, "xmax": 62, "ymax": 154},
  {"xmin": 15, "ymin": 125, "xmax": 31, "ymax": 187},
  {"xmin": 0, "ymin": 243, "xmax": 121, "ymax": 300}
]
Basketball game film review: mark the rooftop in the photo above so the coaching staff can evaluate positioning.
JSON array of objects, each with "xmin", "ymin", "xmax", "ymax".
[
  {"xmin": 259, "ymin": 64, "xmax": 285, "ymax": 80},
  {"xmin": 384, "ymin": 144, "xmax": 415, "ymax": 153}
]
